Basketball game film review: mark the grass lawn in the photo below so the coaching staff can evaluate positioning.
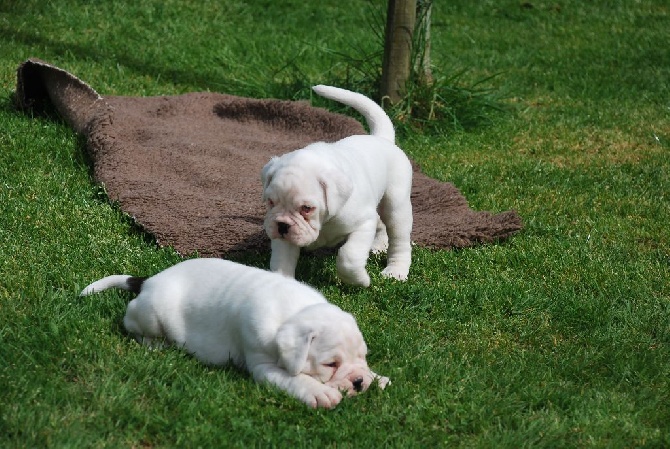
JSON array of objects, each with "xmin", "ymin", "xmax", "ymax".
[{"xmin": 1, "ymin": 0, "xmax": 669, "ymax": 447}]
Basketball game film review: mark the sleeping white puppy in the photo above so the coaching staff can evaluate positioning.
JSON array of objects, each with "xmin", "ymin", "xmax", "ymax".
[
  {"xmin": 79, "ymin": 258, "xmax": 389, "ymax": 409},
  {"xmin": 261, "ymin": 85, "xmax": 413, "ymax": 287}
]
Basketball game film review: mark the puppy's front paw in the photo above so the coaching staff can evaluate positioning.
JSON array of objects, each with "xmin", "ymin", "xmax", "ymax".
[
  {"xmin": 381, "ymin": 266, "xmax": 408, "ymax": 281},
  {"xmin": 375, "ymin": 375, "xmax": 391, "ymax": 390},
  {"xmin": 338, "ymin": 268, "xmax": 371, "ymax": 287},
  {"xmin": 303, "ymin": 384, "xmax": 343, "ymax": 409},
  {"xmin": 336, "ymin": 256, "xmax": 371, "ymax": 287}
]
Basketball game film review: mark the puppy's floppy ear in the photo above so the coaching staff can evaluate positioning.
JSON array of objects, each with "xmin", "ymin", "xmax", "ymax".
[
  {"xmin": 319, "ymin": 168, "xmax": 353, "ymax": 215},
  {"xmin": 276, "ymin": 322, "xmax": 317, "ymax": 376},
  {"xmin": 261, "ymin": 157, "xmax": 280, "ymax": 195}
]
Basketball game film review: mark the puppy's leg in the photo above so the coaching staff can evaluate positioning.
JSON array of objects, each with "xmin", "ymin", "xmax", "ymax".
[
  {"xmin": 251, "ymin": 364, "xmax": 343, "ymax": 409},
  {"xmin": 123, "ymin": 296, "xmax": 165, "ymax": 345},
  {"xmin": 337, "ymin": 222, "xmax": 377, "ymax": 287},
  {"xmin": 270, "ymin": 239, "xmax": 301, "ymax": 278},
  {"xmin": 370, "ymin": 215, "xmax": 388, "ymax": 255},
  {"xmin": 379, "ymin": 196, "xmax": 413, "ymax": 281}
]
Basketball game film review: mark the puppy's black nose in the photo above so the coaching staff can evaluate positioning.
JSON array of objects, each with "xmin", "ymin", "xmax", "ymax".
[
  {"xmin": 352, "ymin": 377, "xmax": 364, "ymax": 392},
  {"xmin": 277, "ymin": 222, "xmax": 290, "ymax": 237}
]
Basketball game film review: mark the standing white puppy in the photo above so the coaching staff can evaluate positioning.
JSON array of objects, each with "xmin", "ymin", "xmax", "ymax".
[
  {"xmin": 80, "ymin": 258, "xmax": 389, "ymax": 409},
  {"xmin": 261, "ymin": 85, "xmax": 413, "ymax": 287}
]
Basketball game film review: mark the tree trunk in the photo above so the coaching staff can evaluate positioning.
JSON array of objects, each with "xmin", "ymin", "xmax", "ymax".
[
  {"xmin": 415, "ymin": 0, "xmax": 433, "ymax": 84},
  {"xmin": 380, "ymin": 0, "xmax": 417, "ymax": 106}
]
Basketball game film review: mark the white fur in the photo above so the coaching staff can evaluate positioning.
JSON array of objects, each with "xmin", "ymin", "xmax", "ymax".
[
  {"xmin": 80, "ymin": 258, "xmax": 389, "ymax": 409},
  {"xmin": 261, "ymin": 85, "xmax": 413, "ymax": 287}
]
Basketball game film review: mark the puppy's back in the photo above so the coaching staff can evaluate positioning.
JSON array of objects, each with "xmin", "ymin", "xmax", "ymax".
[{"xmin": 134, "ymin": 258, "xmax": 328, "ymax": 366}]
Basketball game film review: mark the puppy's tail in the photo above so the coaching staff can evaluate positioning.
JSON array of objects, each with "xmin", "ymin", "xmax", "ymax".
[
  {"xmin": 79, "ymin": 275, "xmax": 146, "ymax": 296},
  {"xmin": 312, "ymin": 85, "xmax": 395, "ymax": 143}
]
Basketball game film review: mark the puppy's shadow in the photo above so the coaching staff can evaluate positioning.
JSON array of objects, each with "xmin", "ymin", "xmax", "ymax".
[
  {"xmin": 293, "ymin": 248, "xmax": 388, "ymax": 292},
  {"xmin": 293, "ymin": 248, "xmax": 340, "ymax": 289},
  {"xmin": 225, "ymin": 247, "xmax": 341, "ymax": 286}
]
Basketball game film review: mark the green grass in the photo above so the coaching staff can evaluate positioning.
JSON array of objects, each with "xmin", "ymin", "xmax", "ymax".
[{"xmin": 1, "ymin": 0, "xmax": 669, "ymax": 447}]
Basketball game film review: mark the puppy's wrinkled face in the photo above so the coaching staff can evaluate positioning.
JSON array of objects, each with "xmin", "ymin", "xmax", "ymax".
[
  {"xmin": 276, "ymin": 304, "xmax": 384, "ymax": 397},
  {"xmin": 262, "ymin": 171, "xmax": 325, "ymax": 247},
  {"xmin": 305, "ymin": 318, "xmax": 378, "ymax": 396},
  {"xmin": 261, "ymin": 157, "xmax": 326, "ymax": 247},
  {"xmin": 261, "ymin": 149, "xmax": 354, "ymax": 248}
]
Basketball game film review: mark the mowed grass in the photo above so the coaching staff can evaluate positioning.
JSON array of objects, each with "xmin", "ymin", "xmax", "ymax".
[{"xmin": 1, "ymin": 0, "xmax": 669, "ymax": 447}]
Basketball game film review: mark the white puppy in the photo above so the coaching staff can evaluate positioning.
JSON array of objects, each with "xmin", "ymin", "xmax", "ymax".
[
  {"xmin": 261, "ymin": 85, "xmax": 413, "ymax": 287},
  {"xmin": 80, "ymin": 258, "xmax": 389, "ymax": 409}
]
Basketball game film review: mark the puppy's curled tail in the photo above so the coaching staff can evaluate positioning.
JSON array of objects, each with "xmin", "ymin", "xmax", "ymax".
[
  {"xmin": 80, "ymin": 275, "xmax": 146, "ymax": 296},
  {"xmin": 312, "ymin": 85, "xmax": 395, "ymax": 143}
]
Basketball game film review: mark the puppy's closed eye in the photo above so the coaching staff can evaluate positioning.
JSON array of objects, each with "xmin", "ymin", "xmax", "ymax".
[{"xmin": 324, "ymin": 361, "xmax": 339, "ymax": 368}]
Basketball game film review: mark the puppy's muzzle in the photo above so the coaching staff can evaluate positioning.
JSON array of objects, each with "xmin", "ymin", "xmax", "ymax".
[
  {"xmin": 277, "ymin": 222, "xmax": 290, "ymax": 237},
  {"xmin": 352, "ymin": 377, "xmax": 364, "ymax": 392}
]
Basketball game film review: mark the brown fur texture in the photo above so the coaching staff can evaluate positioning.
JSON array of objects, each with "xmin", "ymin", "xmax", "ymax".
[{"xmin": 15, "ymin": 58, "xmax": 523, "ymax": 257}]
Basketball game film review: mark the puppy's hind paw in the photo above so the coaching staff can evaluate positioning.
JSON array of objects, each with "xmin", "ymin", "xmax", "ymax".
[
  {"xmin": 381, "ymin": 266, "xmax": 408, "ymax": 282},
  {"xmin": 371, "ymin": 218, "xmax": 388, "ymax": 254},
  {"xmin": 370, "ymin": 242, "xmax": 388, "ymax": 255},
  {"xmin": 370, "ymin": 235, "xmax": 389, "ymax": 255}
]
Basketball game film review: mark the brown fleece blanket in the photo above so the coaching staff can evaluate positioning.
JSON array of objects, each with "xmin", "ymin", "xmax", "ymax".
[{"xmin": 14, "ymin": 58, "xmax": 522, "ymax": 257}]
